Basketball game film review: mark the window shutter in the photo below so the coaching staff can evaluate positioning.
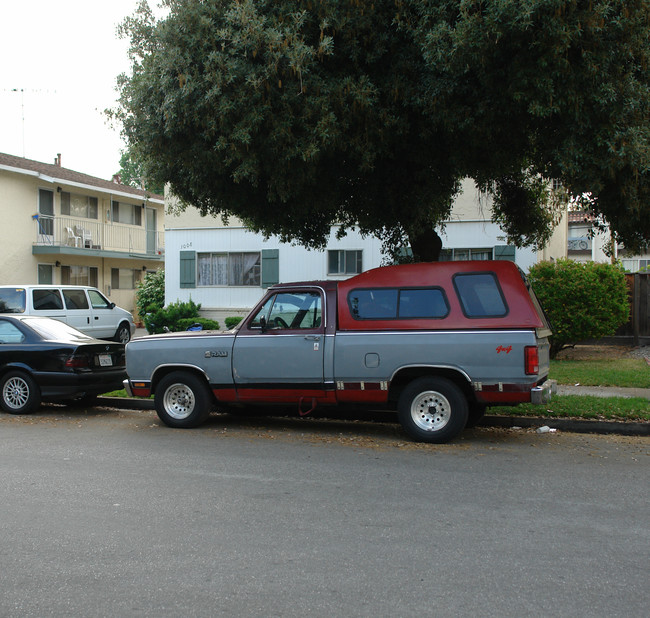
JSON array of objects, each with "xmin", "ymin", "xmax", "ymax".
[
  {"xmin": 494, "ymin": 245, "xmax": 516, "ymax": 261},
  {"xmin": 261, "ymin": 249, "xmax": 279, "ymax": 287},
  {"xmin": 180, "ymin": 251, "xmax": 196, "ymax": 288}
]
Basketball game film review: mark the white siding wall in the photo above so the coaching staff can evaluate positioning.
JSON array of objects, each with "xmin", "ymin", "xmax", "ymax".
[{"xmin": 165, "ymin": 226, "xmax": 384, "ymax": 312}]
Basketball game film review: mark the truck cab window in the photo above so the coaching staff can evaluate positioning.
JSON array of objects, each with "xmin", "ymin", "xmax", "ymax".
[{"xmin": 250, "ymin": 291, "xmax": 322, "ymax": 330}]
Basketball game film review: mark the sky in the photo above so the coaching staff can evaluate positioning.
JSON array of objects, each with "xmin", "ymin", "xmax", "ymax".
[{"xmin": 0, "ymin": 0, "xmax": 157, "ymax": 180}]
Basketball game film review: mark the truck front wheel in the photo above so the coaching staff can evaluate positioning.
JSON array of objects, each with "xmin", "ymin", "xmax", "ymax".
[
  {"xmin": 155, "ymin": 371, "xmax": 212, "ymax": 428},
  {"xmin": 398, "ymin": 376, "xmax": 468, "ymax": 443}
]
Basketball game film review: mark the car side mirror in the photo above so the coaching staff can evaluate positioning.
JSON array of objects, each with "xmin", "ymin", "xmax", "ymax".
[
  {"xmin": 109, "ymin": 302, "xmax": 116, "ymax": 309},
  {"xmin": 260, "ymin": 315, "xmax": 267, "ymax": 332}
]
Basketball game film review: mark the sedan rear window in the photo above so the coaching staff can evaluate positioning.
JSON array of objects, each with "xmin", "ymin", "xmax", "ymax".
[{"xmin": 0, "ymin": 320, "xmax": 25, "ymax": 343}]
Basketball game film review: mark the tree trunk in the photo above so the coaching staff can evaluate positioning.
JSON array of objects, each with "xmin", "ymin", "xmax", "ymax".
[{"xmin": 408, "ymin": 227, "xmax": 443, "ymax": 262}]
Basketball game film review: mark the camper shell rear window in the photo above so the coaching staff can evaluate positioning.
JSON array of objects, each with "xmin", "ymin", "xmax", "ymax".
[
  {"xmin": 348, "ymin": 287, "xmax": 449, "ymax": 320},
  {"xmin": 453, "ymin": 272, "xmax": 508, "ymax": 318}
]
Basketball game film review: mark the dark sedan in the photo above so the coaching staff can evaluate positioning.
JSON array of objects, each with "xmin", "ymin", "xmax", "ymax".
[{"xmin": 0, "ymin": 315, "xmax": 126, "ymax": 414}]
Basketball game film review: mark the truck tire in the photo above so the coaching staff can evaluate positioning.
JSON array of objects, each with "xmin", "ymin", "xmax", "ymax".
[
  {"xmin": 1, "ymin": 371, "xmax": 41, "ymax": 414},
  {"xmin": 155, "ymin": 371, "xmax": 212, "ymax": 428},
  {"xmin": 398, "ymin": 376, "xmax": 468, "ymax": 443}
]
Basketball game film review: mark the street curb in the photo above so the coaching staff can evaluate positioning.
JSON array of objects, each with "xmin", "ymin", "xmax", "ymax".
[
  {"xmin": 476, "ymin": 415, "xmax": 649, "ymax": 436},
  {"xmin": 98, "ymin": 397, "xmax": 649, "ymax": 437}
]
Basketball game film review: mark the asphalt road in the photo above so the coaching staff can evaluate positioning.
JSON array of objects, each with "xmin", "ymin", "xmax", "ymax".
[{"xmin": 1, "ymin": 405, "xmax": 648, "ymax": 617}]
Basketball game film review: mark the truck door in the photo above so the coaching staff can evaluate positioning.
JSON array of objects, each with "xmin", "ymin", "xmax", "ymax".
[{"xmin": 232, "ymin": 289, "xmax": 325, "ymax": 403}]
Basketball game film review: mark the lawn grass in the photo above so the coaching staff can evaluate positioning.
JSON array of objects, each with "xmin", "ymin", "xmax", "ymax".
[
  {"xmin": 550, "ymin": 358, "xmax": 650, "ymax": 388},
  {"xmin": 489, "ymin": 395, "xmax": 650, "ymax": 422}
]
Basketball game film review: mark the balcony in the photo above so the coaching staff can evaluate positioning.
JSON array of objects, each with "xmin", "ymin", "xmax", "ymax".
[
  {"xmin": 32, "ymin": 215, "xmax": 164, "ymax": 260},
  {"xmin": 568, "ymin": 236, "xmax": 592, "ymax": 252}
]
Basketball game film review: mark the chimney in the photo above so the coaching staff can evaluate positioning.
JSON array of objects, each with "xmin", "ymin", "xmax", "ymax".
[
  {"xmin": 54, "ymin": 153, "xmax": 61, "ymax": 166},
  {"xmin": 112, "ymin": 173, "xmax": 121, "ymax": 184}
]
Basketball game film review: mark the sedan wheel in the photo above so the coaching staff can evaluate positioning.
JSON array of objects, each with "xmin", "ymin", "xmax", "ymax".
[{"xmin": 0, "ymin": 371, "xmax": 41, "ymax": 414}]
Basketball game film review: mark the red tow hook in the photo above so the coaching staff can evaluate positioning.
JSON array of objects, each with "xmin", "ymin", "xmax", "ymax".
[{"xmin": 298, "ymin": 397, "xmax": 317, "ymax": 416}]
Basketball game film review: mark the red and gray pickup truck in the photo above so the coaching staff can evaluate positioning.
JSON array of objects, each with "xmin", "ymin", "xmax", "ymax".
[{"xmin": 124, "ymin": 261, "xmax": 554, "ymax": 443}]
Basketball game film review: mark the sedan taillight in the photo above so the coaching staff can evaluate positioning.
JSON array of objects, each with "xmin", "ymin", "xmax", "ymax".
[
  {"xmin": 65, "ymin": 354, "xmax": 90, "ymax": 369},
  {"xmin": 525, "ymin": 346, "xmax": 539, "ymax": 375}
]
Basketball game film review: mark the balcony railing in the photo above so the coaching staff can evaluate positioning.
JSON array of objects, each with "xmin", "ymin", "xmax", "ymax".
[
  {"xmin": 34, "ymin": 215, "xmax": 164, "ymax": 256},
  {"xmin": 568, "ymin": 236, "xmax": 592, "ymax": 251}
]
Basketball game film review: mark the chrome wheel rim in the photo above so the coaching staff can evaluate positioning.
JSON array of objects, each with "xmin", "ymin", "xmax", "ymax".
[
  {"xmin": 410, "ymin": 390, "xmax": 451, "ymax": 432},
  {"xmin": 163, "ymin": 383, "xmax": 195, "ymax": 420},
  {"xmin": 3, "ymin": 377, "xmax": 30, "ymax": 410}
]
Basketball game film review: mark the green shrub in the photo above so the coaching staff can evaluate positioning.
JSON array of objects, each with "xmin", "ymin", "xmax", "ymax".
[
  {"xmin": 176, "ymin": 317, "xmax": 220, "ymax": 331},
  {"xmin": 143, "ymin": 298, "xmax": 202, "ymax": 334},
  {"xmin": 225, "ymin": 316, "xmax": 244, "ymax": 329},
  {"xmin": 528, "ymin": 259, "xmax": 629, "ymax": 358},
  {"xmin": 136, "ymin": 269, "xmax": 165, "ymax": 324}
]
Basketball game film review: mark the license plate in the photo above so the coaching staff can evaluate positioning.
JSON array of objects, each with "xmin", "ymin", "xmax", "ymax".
[{"xmin": 98, "ymin": 354, "xmax": 113, "ymax": 367}]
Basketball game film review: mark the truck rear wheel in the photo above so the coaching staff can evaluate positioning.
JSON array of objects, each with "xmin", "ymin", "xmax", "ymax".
[
  {"xmin": 155, "ymin": 371, "xmax": 212, "ymax": 428},
  {"xmin": 398, "ymin": 376, "xmax": 468, "ymax": 443}
]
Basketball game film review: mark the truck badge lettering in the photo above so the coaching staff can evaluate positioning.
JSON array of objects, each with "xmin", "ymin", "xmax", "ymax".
[
  {"xmin": 496, "ymin": 345, "xmax": 512, "ymax": 354},
  {"xmin": 205, "ymin": 350, "xmax": 229, "ymax": 358}
]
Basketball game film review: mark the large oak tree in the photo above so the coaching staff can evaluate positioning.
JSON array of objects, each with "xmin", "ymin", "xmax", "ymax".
[{"xmin": 112, "ymin": 0, "xmax": 649, "ymax": 261}]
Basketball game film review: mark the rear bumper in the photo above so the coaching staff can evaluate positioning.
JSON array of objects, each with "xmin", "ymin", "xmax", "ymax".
[
  {"xmin": 35, "ymin": 369, "xmax": 127, "ymax": 399},
  {"xmin": 531, "ymin": 379, "xmax": 557, "ymax": 405},
  {"xmin": 474, "ymin": 378, "xmax": 557, "ymax": 405}
]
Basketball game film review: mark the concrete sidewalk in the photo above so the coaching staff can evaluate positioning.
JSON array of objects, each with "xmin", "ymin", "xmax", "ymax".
[{"xmin": 558, "ymin": 384, "xmax": 650, "ymax": 399}]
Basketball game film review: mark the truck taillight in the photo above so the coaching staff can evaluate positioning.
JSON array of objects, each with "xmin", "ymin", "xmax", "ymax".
[{"xmin": 525, "ymin": 346, "xmax": 539, "ymax": 375}]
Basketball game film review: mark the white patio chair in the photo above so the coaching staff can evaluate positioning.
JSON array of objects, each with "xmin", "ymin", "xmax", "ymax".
[
  {"xmin": 75, "ymin": 225, "xmax": 92, "ymax": 248},
  {"xmin": 66, "ymin": 227, "xmax": 81, "ymax": 247}
]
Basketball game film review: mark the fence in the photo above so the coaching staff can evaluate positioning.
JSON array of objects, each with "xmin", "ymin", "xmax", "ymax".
[{"xmin": 613, "ymin": 274, "xmax": 650, "ymax": 346}]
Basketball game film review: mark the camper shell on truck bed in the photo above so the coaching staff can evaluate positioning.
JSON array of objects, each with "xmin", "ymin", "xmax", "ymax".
[{"xmin": 124, "ymin": 261, "xmax": 554, "ymax": 443}]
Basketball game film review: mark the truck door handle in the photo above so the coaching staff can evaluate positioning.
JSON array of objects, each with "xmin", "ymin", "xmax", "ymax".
[{"xmin": 304, "ymin": 335, "xmax": 320, "ymax": 341}]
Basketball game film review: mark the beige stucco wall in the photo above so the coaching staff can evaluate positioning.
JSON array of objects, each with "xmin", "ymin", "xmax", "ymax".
[
  {"xmin": 538, "ymin": 209, "xmax": 569, "ymax": 262},
  {"xmin": 166, "ymin": 191, "xmax": 243, "ymax": 229},
  {"xmin": 0, "ymin": 167, "xmax": 165, "ymax": 316},
  {"xmin": 1, "ymin": 169, "xmax": 44, "ymax": 283}
]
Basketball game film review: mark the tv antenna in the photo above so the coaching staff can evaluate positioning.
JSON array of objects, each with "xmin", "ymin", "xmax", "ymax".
[{"xmin": 3, "ymin": 88, "xmax": 57, "ymax": 157}]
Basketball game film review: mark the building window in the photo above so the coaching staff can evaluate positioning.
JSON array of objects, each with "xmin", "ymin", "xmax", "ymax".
[
  {"xmin": 111, "ymin": 200, "xmax": 142, "ymax": 226},
  {"xmin": 328, "ymin": 250, "xmax": 362, "ymax": 275},
  {"xmin": 439, "ymin": 248, "xmax": 493, "ymax": 261},
  {"xmin": 197, "ymin": 252, "xmax": 261, "ymax": 286},
  {"xmin": 61, "ymin": 192, "xmax": 98, "ymax": 219},
  {"xmin": 111, "ymin": 268, "xmax": 143, "ymax": 290},
  {"xmin": 61, "ymin": 265, "xmax": 98, "ymax": 287},
  {"xmin": 622, "ymin": 259, "xmax": 650, "ymax": 273},
  {"xmin": 38, "ymin": 264, "xmax": 53, "ymax": 284}
]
